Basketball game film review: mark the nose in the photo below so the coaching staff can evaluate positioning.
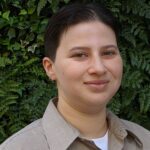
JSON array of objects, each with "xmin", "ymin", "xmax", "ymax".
[{"xmin": 87, "ymin": 56, "xmax": 107, "ymax": 75}]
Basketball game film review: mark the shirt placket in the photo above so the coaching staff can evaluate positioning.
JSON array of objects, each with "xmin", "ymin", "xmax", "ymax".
[{"xmin": 79, "ymin": 138, "xmax": 102, "ymax": 150}]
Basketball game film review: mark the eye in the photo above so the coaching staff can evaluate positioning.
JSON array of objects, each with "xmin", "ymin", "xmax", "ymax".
[
  {"xmin": 72, "ymin": 52, "xmax": 88, "ymax": 58},
  {"xmin": 102, "ymin": 50, "xmax": 117, "ymax": 57}
]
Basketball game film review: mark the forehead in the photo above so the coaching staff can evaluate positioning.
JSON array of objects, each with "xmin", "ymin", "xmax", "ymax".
[{"xmin": 58, "ymin": 21, "xmax": 117, "ymax": 47}]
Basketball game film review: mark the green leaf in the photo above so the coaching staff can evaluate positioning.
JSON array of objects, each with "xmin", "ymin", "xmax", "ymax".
[
  {"xmin": 48, "ymin": 0, "xmax": 59, "ymax": 12},
  {"xmin": 27, "ymin": 44, "xmax": 38, "ymax": 53},
  {"xmin": 2, "ymin": 10, "xmax": 10, "ymax": 20},
  {"xmin": 0, "ymin": 57, "xmax": 12, "ymax": 67},
  {"xmin": 11, "ymin": 1, "xmax": 21, "ymax": 9},
  {"xmin": 12, "ymin": 42, "xmax": 21, "ymax": 51},
  {"xmin": 0, "ymin": 126, "xmax": 7, "ymax": 142},
  {"xmin": 64, "ymin": 0, "xmax": 70, "ymax": 3},
  {"xmin": 37, "ymin": 0, "xmax": 47, "ymax": 16},
  {"xmin": 0, "ymin": 106, "xmax": 8, "ymax": 118},
  {"xmin": 0, "ymin": 90, "xmax": 5, "ymax": 97},
  {"xmin": 19, "ymin": 9, "xmax": 27, "ymax": 15},
  {"xmin": 8, "ymin": 28, "xmax": 16, "ymax": 39},
  {"xmin": 27, "ymin": 7, "xmax": 36, "ymax": 15}
]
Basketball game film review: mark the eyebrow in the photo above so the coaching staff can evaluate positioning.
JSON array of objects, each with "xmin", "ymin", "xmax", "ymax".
[
  {"xmin": 69, "ymin": 45, "xmax": 118, "ymax": 51},
  {"xmin": 102, "ymin": 45, "xmax": 118, "ymax": 50},
  {"xmin": 69, "ymin": 46, "xmax": 89, "ymax": 51}
]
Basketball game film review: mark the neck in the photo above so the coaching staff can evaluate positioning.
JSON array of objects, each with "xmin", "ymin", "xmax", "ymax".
[{"xmin": 57, "ymin": 98, "xmax": 108, "ymax": 139}]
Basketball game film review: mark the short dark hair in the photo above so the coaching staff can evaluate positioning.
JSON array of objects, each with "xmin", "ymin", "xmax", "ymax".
[{"xmin": 44, "ymin": 3, "xmax": 119, "ymax": 61}]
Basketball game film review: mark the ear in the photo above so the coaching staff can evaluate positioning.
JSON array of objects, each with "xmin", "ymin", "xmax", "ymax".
[{"xmin": 42, "ymin": 57, "xmax": 56, "ymax": 80}]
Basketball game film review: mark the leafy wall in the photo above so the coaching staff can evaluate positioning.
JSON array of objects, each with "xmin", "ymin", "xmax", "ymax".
[{"xmin": 0, "ymin": 0, "xmax": 150, "ymax": 143}]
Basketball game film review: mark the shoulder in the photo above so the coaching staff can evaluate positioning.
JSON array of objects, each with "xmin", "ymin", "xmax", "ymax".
[
  {"xmin": 121, "ymin": 119, "xmax": 150, "ymax": 148},
  {"xmin": 0, "ymin": 119, "xmax": 48, "ymax": 150}
]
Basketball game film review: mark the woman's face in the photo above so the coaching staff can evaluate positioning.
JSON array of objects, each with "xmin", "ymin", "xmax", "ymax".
[{"xmin": 43, "ymin": 21, "xmax": 123, "ymax": 110}]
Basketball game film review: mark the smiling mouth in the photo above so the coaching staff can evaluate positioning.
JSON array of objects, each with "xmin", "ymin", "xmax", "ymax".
[
  {"xmin": 84, "ymin": 80, "xmax": 109, "ymax": 91},
  {"xmin": 84, "ymin": 80, "xmax": 109, "ymax": 84}
]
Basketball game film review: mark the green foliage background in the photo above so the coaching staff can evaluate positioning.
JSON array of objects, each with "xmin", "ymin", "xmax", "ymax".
[{"xmin": 0, "ymin": 0, "xmax": 150, "ymax": 143}]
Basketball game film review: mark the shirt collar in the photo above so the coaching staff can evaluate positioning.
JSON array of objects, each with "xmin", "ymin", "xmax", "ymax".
[
  {"xmin": 42, "ymin": 98, "xmax": 143, "ymax": 149},
  {"xmin": 107, "ymin": 110, "xmax": 143, "ymax": 148},
  {"xmin": 42, "ymin": 98, "xmax": 80, "ymax": 150}
]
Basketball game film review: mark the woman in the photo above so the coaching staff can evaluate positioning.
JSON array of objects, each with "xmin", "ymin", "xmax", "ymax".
[{"xmin": 1, "ymin": 3, "xmax": 150, "ymax": 150}]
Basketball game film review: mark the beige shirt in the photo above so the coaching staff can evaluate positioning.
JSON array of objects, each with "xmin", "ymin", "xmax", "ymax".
[{"xmin": 0, "ymin": 98, "xmax": 150, "ymax": 150}]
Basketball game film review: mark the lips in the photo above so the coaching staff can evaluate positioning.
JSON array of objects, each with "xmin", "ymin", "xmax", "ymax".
[
  {"xmin": 84, "ymin": 80, "xmax": 109, "ymax": 91},
  {"xmin": 84, "ymin": 80, "xmax": 109, "ymax": 85}
]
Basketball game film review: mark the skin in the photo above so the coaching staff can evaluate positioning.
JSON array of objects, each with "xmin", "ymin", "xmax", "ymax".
[{"xmin": 43, "ymin": 21, "xmax": 123, "ymax": 139}]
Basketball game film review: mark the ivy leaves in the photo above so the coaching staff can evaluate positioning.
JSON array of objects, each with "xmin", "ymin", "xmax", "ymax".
[{"xmin": 0, "ymin": 0, "xmax": 150, "ymax": 143}]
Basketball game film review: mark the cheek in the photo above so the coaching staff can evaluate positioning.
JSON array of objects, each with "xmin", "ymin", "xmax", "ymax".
[
  {"xmin": 67, "ymin": 65, "xmax": 85, "ymax": 80},
  {"xmin": 56, "ymin": 62, "xmax": 84, "ymax": 81},
  {"xmin": 115, "ymin": 60, "xmax": 123, "ymax": 79},
  {"xmin": 106, "ymin": 58, "xmax": 123, "ymax": 78}
]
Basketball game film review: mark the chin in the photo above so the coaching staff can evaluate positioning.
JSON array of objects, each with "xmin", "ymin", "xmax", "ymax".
[{"xmin": 83, "ymin": 95, "xmax": 110, "ymax": 107}]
